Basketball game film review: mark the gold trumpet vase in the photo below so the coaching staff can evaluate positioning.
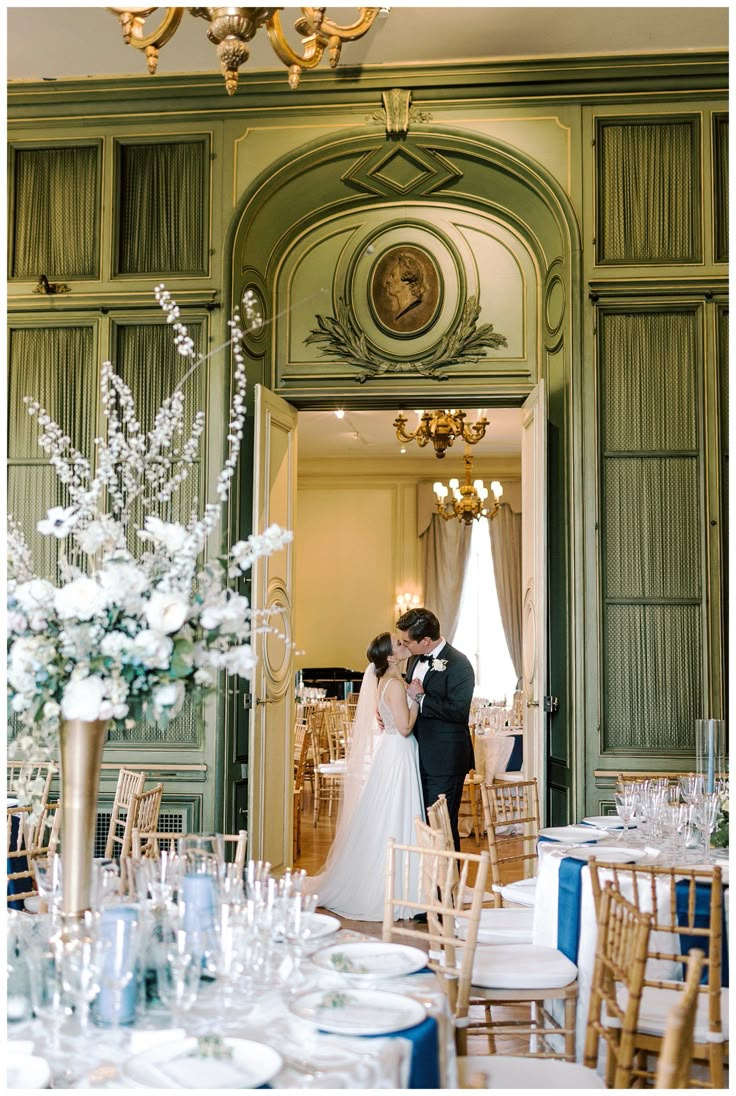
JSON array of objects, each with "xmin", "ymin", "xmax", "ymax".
[{"xmin": 59, "ymin": 718, "xmax": 109, "ymax": 917}]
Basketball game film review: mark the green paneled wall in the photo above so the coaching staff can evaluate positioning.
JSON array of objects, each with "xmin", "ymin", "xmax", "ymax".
[{"xmin": 6, "ymin": 52, "xmax": 727, "ymax": 825}]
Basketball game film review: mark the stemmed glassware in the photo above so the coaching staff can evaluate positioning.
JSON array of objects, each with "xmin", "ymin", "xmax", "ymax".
[
  {"xmin": 283, "ymin": 892, "xmax": 318, "ymax": 997},
  {"xmin": 93, "ymin": 908, "xmax": 140, "ymax": 1050},
  {"xmin": 614, "ymin": 786, "xmax": 637, "ymax": 842},
  {"xmin": 28, "ymin": 945, "xmax": 75, "ymax": 1085},
  {"xmin": 155, "ymin": 915, "xmax": 204, "ymax": 1029},
  {"xmin": 693, "ymin": 792, "xmax": 721, "ymax": 863},
  {"xmin": 58, "ymin": 915, "xmax": 106, "ymax": 1043}
]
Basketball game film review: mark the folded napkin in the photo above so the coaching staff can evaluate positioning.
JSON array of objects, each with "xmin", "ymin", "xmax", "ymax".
[
  {"xmin": 159, "ymin": 1055, "xmax": 252, "ymax": 1089},
  {"xmin": 353, "ymin": 1016, "xmax": 440, "ymax": 1089},
  {"xmin": 129, "ymin": 1027, "xmax": 186, "ymax": 1054}
]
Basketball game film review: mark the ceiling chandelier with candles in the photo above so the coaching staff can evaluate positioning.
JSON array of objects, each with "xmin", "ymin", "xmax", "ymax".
[
  {"xmin": 393, "ymin": 408, "xmax": 489, "ymax": 459},
  {"xmin": 108, "ymin": 7, "xmax": 383, "ymax": 95},
  {"xmin": 434, "ymin": 453, "xmax": 503, "ymax": 525}
]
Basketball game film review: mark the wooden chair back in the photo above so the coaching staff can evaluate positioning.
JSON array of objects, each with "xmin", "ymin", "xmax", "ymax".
[
  {"xmin": 655, "ymin": 949, "xmax": 706, "ymax": 1088},
  {"xmin": 131, "ymin": 783, "xmax": 164, "ymax": 842},
  {"xmin": 583, "ymin": 881, "xmax": 654, "ymax": 1087},
  {"xmin": 220, "ymin": 830, "xmax": 248, "ymax": 876},
  {"xmin": 7, "ymin": 761, "xmax": 57, "ymax": 809},
  {"xmin": 588, "ymin": 860, "xmax": 725, "ymax": 1087},
  {"xmin": 131, "ymin": 828, "xmax": 187, "ymax": 859},
  {"xmin": 479, "ymin": 778, "xmax": 540, "ymax": 903},
  {"xmin": 384, "ymin": 820, "xmax": 489, "ymax": 1039},
  {"xmin": 105, "ymin": 767, "xmax": 146, "ymax": 858}
]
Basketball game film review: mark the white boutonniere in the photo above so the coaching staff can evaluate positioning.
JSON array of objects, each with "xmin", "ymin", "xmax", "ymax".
[{"xmin": 430, "ymin": 657, "xmax": 448, "ymax": 672}]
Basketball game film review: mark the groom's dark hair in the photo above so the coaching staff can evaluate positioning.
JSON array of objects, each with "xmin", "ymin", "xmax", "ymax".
[{"xmin": 396, "ymin": 607, "xmax": 440, "ymax": 641}]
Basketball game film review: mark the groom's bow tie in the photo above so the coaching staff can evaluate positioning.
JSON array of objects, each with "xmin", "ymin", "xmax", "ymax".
[{"xmin": 417, "ymin": 654, "xmax": 431, "ymax": 663}]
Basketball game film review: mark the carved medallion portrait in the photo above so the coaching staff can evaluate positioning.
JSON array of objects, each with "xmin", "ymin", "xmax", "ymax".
[{"xmin": 369, "ymin": 245, "xmax": 441, "ymax": 335}]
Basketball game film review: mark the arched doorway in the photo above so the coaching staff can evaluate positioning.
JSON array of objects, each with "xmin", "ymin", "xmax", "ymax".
[{"xmin": 227, "ymin": 124, "xmax": 583, "ymax": 852}]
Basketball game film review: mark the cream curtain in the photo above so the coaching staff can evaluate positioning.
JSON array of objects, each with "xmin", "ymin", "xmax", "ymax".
[
  {"xmin": 489, "ymin": 503, "xmax": 523, "ymax": 689},
  {"xmin": 421, "ymin": 515, "xmax": 472, "ymax": 641}
]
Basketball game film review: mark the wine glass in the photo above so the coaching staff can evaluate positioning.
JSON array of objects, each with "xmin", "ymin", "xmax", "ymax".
[
  {"xmin": 28, "ymin": 946, "xmax": 75, "ymax": 1085},
  {"xmin": 156, "ymin": 919, "xmax": 204, "ymax": 1029},
  {"xmin": 679, "ymin": 774, "xmax": 704, "ymax": 806},
  {"xmin": 283, "ymin": 892, "xmax": 318, "ymax": 997},
  {"xmin": 614, "ymin": 788, "xmax": 637, "ymax": 842},
  {"xmin": 58, "ymin": 918, "xmax": 106, "ymax": 1043},
  {"xmin": 693, "ymin": 792, "xmax": 721, "ymax": 863}
]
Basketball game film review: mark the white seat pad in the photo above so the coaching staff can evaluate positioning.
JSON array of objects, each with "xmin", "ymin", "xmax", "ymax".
[
  {"xmin": 617, "ymin": 983, "xmax": 729, "ymax": 1044},
  {"xmin": 317, "ymin": 761, "xmax": 346, "ymax": 774},
  {"xmin": 458, "ymin": 1055, "xmax": 605, "ymax": 1089},
  {"xmin": 472, "ymin": 944, "xmax": 577, "ymax": 989},
  {"xmin": 500, "ymin": 877, "xmax": 537, "ymax": 907},
  {"xmin": 456, "ymin": 906, "xmax": 534, "ymax": 944}
]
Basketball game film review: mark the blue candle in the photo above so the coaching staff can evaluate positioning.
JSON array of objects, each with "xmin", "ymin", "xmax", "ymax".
[
  {"xmin": 94, "ymin": 905, "xmax": 139, "ymax": 1026},
  {"xmin": 707, "ymin": 721, "xmax": 715, "ymax": 794},
  {"xmin": 181, "ymin": 873, "xmax": 216, "ymax": 933}
]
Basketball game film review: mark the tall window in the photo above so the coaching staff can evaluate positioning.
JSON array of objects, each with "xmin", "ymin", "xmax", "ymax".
[{"xmin": 453, "ymin": 518, "xmax": 517, "ymax": 702}]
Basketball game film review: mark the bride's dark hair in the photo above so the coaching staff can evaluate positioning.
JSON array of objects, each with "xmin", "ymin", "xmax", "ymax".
[{"xmin": 367, "ymin": 632, "xmax": 393, "ymax": 679}]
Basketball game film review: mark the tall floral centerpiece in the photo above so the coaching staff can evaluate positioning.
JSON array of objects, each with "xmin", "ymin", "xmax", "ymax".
[{"xmin": 7, "ymin": 288, "xmax": 292, "ymax": 917}]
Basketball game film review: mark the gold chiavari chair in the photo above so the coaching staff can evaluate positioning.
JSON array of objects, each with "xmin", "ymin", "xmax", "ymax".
[
  {"xmin": 588, "ymin": 860, "xmax": 727, "ymax": 1089},
  {"xmin": 293, "ymin": 719, "xmax": 311, "ymax": 858},
  {"xmin": 479, "ymin": 778, "xmax": 540, "ymax": 908},
  {"xmin": 427, "ymin": 793, "xmax": 533, "ymax": 944},
  {"xmin": 105, "ymin": 767, "xmax": 146, "ymax": 859},
  {"xmin": 7, "ymin": 804, "xmax": 38, "ymax": 907},
  {"xmin": 7, "ymin": 760, "xmax": 57, "ymax": 811},
  {"xmin": 312, "ymin": 705, "xmax": 347, "ymax": 824},
  {"xmin": 383, "ymin": 821, "xmax": 490, "ymax": 1055},
  {"xmin": 655, "ymin": 949, "xmax": 706, "ymax": 1089},
  {"xmin": 131, "ymin": 829, "xmax": 188, "ymax": 859},
  {"xmin": 584, "ymin": 881, "xmax": 654, "ymax": 1087},
  {"xmin": 220, "ymin": 829, "xmax": 248, "ymax": 876}
]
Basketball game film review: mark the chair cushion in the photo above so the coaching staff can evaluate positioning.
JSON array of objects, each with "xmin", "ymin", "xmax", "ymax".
[
  {"xmin": 472, "ymin": 944, "xmax": 577, "ymax": 989},
  {"xmin": 458, "ymin": 1055, "xmax": 604, "ymax": 1089},
  {"xmin": 617, "ymin": 983, "xmax": 729, "ymax": 1044},
  {"xmin": 317, "ymin": 762, "xmax": 346, "ymax": 774},
  {"xmin": 456, "ymin": 906, "xmax": 535, "ymax": 945},
  {"xmin": 499, "ymin": 877, "xmax": 537, "ymax": 907}
]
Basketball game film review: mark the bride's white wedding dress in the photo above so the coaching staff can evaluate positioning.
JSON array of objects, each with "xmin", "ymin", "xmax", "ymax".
[{"xmin": 310, "ymin": 681, "xmax": 425, "ymax": 921}]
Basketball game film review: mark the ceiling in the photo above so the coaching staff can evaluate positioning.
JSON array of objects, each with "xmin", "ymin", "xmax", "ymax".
[
  {"xmin": 6, "ymin": 6, "xmax": 728, "ymax": 83},
  {"xmin": 297, "ymin": 407, "xmax": 522, "ymax": 460}
]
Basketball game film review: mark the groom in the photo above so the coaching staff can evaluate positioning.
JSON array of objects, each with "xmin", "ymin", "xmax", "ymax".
[{"xmin": 396, "ymin": 607, "xmax": 475, "ymax": 851}]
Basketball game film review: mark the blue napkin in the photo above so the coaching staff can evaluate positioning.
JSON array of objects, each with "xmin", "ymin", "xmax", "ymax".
[
  {"xmin": 675, "ymin": 879, "xmax": 729, "ymax": 988},
  {"xmin": 506, "ymin": 734, "xmax": 523, "ymax": 772},
  {"xmin": 7, "ymin": 813, "xmax": 28, "ymax": 912},
  {"xmin": 557, "ymin": 855, "xmax": 586, "ymax": 963},
  {"xmin": 352, "ymin": 1015, "xmax": 440, "ymax": 1089}
]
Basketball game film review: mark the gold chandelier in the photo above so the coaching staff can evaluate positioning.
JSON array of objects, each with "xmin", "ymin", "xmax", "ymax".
[
  {"xmin": 434, "ymin": 454, "xmax": 503, "ymax": 525},
  {"xmin": 107, "ymin": 7, "xmax": 382, "ymax": 95},
  {"xmin": 393, "ymin": 408, "xmax": 489, "ymax": 459}
]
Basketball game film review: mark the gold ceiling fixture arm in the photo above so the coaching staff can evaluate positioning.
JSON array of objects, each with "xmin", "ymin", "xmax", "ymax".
[
  {"xmin": 107, "ymin": 8, "xmax": 184, "ymax": 75},
  {"xmin": 107, "ymin": 7, "xmax": 381, "ymax": 95},
  {"xmin": 433, "ymin": 453, "xmax": 503, "ymax": 526},
  {"xmin": 393, "ymin": 408, "xmax": 489, "ymax": 459}
]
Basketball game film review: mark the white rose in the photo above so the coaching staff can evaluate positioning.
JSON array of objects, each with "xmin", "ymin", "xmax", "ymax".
[
  {"xmin": 14, "ymin": 578, "xmax": 56, "ymax": 613},
  {"xmin": 55, "ymin": 576, "xmax": 108, "ymax": 621},
  {"xmin": 7, "ymin": 610, "xmax": 28, "ymax": 634},
  {"xmin": 145, "ymin": 591, "xmax": 189, "ymax": 635},
  {"xmin": 223, "ymin": 644, "xmax": 257, "ymax": 677},
  {"xmin": 100, "ymin": 631, "xmax": 134, "ymax": 659},
  {"xmin": 194, "ymin": 666, "xmax": 217, "ymax": 688},
  {"xmin": 11, "ymin": 694, "xmax": 31, "ymax": 712},
  {"xmin": 152, "ymin": 680, "xmax": 185, "ymax": 718},
  {"xmin": 138, "ymin": 516, "xmax": 189, "ymax": 554},
  {"xmin": 98, "ymin": 562, "xmax": 149, "ymax": 604},
  {"xmin": 132, "ymin": 629, "xmax": 173, "ymax": 669},
  {"xmin": 43, "ymin": 701, "xmax": 61, "ymax": 720},
  {"xmin": 61, "ymin": 675, "xmax": 108, "ymax": 721}
]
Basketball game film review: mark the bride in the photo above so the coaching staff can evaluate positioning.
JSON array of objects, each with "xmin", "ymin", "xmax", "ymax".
[{"xmin": 309, "ymin": 632, "xmax": 425, "ymax": 921}]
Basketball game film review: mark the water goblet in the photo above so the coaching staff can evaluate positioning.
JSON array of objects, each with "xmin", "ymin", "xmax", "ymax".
[
  {"xmin": 59, "ymin": 917, "xmax": 106, "ymax": 1043},
  {"xmin": 28, "ymin": 946, "xmax": 75, "ymax": 1085},
  {"xmin": 614, "ymin": 788, "xmax": 636, "ymax": 842},
  {"xmin": 693, "ymin": 792, "xmax": 721, "ymax": 863},
  {"xmin": 32, "ymin": 854, "xmax": 64, "ymax": 922},
  {"xmin": 156, "ymin": 920, "xmax": 204, "ymax": 1029},
  {"xmin": 679, "ymin": 774, "xmax": 704, "ymax": 806},
  {"xmin": 283, "ymin": 892, "xmax": 318, "ymax": 997}
]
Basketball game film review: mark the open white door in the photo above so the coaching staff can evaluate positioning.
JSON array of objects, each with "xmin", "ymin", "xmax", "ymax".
[
  {"xmin": 520, "ymin": 380, "xmax": 548, "ymax": 819},
  {"xmin": 250, "ymin": 384, "xmax": 298, "ymax": 869}
]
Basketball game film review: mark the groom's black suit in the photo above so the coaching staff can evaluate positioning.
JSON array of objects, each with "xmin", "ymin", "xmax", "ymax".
[{"xmin": 406, "ymin": 643, "xmax": 475, "ymax": 850}]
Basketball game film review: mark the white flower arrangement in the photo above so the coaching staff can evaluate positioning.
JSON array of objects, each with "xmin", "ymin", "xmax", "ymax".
[
  {"xmin": 7, "ymin": 286, "xmax": 292, "ymax": 807},
  {"xmin": 430, "ymin": 658, "xmax": 448, "ymax": 672}
]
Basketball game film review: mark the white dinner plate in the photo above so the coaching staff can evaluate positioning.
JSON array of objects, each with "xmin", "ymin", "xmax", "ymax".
[
  {"xmin": 539, "ymin": 825, "xmax": 608, "ymax": 843},
  {"xmin": 290, "ymin": 987, "xmax": 426, "ymax": 1035},
  {"xmin": 122, "ymin": 1037, "xmax": 282, "ymax": 1089},
  {"xmin": 310, "ymin": 940, "xmax": 427, "ymax": 979},
  {"xmin": 303, "ymin": 912, "xmax": 341, "ymax": 939},
  {"xmin": 566, "ymin": 845, "xmax": 647, "ymax": 863},
  {"xmin": 582, "ymin": 815, "xmax": 635, "ymax": 830},
  {"xmin": 7, "ymin": 1053, "xmax": 51, "ymax": 1090}
]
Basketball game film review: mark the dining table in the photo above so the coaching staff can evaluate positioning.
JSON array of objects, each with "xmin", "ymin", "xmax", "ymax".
[
  {"xmin": 458, "ymin": 729, "xmax": 524, "ymax": 838},
  {"xmin": 6, "ymin": 918, "xmax": 455, "ymax": 1090},
  {"xmin": 531, "ymin": 820, "xmax": 729, "ymax": 1065}
]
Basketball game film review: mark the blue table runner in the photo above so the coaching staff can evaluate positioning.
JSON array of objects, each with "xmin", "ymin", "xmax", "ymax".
[{"xmin": 675, "ymin": 879, "xmax": 729, "ymax": 988}]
